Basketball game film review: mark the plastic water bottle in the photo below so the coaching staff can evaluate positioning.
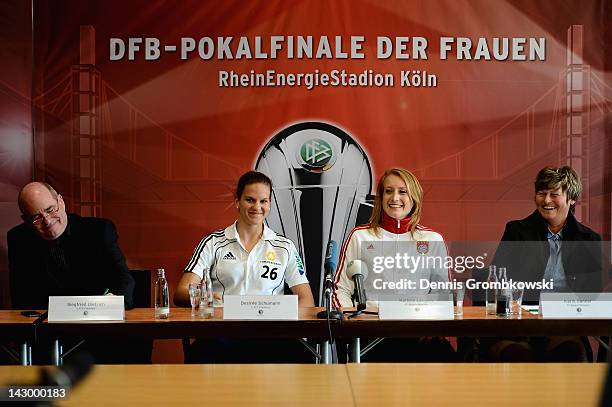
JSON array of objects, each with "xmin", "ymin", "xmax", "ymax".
[
  {"xmin": 154, "ymin": 268, "xmax": 170, "ymax": 319},
  {"xmin": 485, "ymin": 265, "xmax": 497, "ymax": 315}
]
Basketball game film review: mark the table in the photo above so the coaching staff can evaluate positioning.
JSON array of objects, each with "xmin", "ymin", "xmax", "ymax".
[
  {"xmin": 0, "ymin": 311, "xmax": 39, "ymax": 366},
  {"xmin": 341, "ymin": 306, "xmax": 612, "ymax": 362},
  {"xmin": 0, "ymin": 364, "xmax": 354, "ymax": 406},
  {"xmin": 342, "ymin": 306, "xmax": 612, "ymax": 337},
  {"xmin": 3, "ymin": 306, "xmax": 612, "ymax": 365},
  {"xmin": 40, "ymin": 307, "xmax": 337, "ymax": 339},
  {"xmin": 346, "ymin": 363, "xmax": 607, "ymax": 406},
  {"xmin": 0, "ymin": 363, "xmax": 607, "ymax": 406},
  {"xmin": 38, "ymin": 307, "xmax": 340, "ymax": 365}
]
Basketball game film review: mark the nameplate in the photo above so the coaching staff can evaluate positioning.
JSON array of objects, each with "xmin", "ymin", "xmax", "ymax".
[
  {"xmin": 223, "ymin": 295, "xmax": 298, "ymax": 320},
  {"xmin": 379, "ymin": 295, "xmax": 453, "ymax": 320},
  {"xmin": 541, "ymin": 293, "xmax": 612, "ymax": 318},
  {"xmin": 48, "ymin": 296, "xmax": 125, "ymax": 322}
]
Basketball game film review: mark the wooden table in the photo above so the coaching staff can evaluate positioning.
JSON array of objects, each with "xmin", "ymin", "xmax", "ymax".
[
  {"xmin": 39, "ymin": 307, "xmax": 338, "ymax": 339},
  {"xmin": 3, "ymin": 306, "xmax": 612, "ymax": 365},
  {"xmin": 346, "ymin": 363, "xmax": 607, "ymax": 406},
  {"xmin": 341, "ymin": 306, "xmax": 612, "ymax": 362},
  {"xmin": 341, "ymin": 306, "xmax": 612, "ymax": 337},
  {"xmin": 0, "ymin": 363, "xmax": 607, "ymax": 406},
  {"xmin": 38, "ymin": 307, "xmax": 340, "ymax": 365},
  {"xmin": 0, "ymin": 364, "xmax": 354, "ymax": 406},
  {"xmin": 0, "ymin": 311, "xmax": 39, "ymax": 365}
]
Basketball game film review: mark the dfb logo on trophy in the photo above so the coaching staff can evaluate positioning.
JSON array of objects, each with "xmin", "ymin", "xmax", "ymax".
[
  {"xmin": 298, "ymin": 138, "xmax": 335, "ymax": 171},
  {"xmin": 256, "ymin": 122, "xmax": 373, "ymax": 305}
]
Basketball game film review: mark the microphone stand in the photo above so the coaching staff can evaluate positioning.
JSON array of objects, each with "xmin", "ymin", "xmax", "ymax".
[
  {"xmin": 317, "ymin": 275, "xmax": 342, "ymax": 320},
  {"xmin": 344, "ymin": 290, "xmax": 378, "ymax": 319},
  {"xmin": 343, "ymin": 308, "xmax": 378, "ymax": 318},
  {"xmin": 315, "ymin": 274, "xmax": 341, "ymax": 364}
]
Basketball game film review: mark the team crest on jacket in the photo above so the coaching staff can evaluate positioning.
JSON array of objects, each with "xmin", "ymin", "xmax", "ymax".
[
  {"xmin": 416, "ymin": 241, "xmax": 429, "ymax": 254},
  {"xmin": 265, "ymin": 250, "xmax": 276, "ymax": 261}
]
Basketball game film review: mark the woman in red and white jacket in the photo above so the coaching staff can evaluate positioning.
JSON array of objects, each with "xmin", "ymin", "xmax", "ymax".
[
  {"xmin": 332, "ymin": 167, "xmax": 454, "ymax": 362},
  {"xmin": 333, "ymin": 167, "xmax": 450, "ymax": 309}
]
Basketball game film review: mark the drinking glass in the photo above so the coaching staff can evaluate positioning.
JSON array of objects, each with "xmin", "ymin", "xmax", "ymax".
[
  {"xmin": 199, "ymin": 274, "xmax": 214, "ymax": 319},
  {"xmin": 511, "ymin": 287, "xmax": 524, "ymax": 316},
  {"xmin": 188, "ymin": 283, "xmax": 201, "ymax": 317},
  {"xmin": 454, "ymin": 286, "xmax": 465, "ymax": 316}
]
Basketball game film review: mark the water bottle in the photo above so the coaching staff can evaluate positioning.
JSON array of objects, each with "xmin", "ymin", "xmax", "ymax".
[
  {"xmin": 154, "ymin": 268, "xmax": 170, "ymax": 319},
  {"xmin": 199, "ymin": 269, "xmax": 214, "ymax": 319},
  {"xmin": 485, "ymin": 265, "xmax": 497, "ymax": 315},
  {"xmin": 496, "ymin": 267, "xmax": 510, "ymax": 315}
]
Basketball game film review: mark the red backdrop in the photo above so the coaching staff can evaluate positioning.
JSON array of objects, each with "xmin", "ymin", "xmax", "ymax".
[{"xmin": 1, "ymin": 0, "xmax": 610, "ymax": 362}]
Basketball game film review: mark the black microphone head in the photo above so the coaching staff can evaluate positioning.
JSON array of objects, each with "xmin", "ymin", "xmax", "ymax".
[{"xmin": 41, "ymin": 349, "xmax": 95, "ymax": 388}]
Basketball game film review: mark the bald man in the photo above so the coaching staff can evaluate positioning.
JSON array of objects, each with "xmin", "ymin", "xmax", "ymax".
[{"xmin": 8, "ymin": 182, "xmax": 135, "ymax": 309}]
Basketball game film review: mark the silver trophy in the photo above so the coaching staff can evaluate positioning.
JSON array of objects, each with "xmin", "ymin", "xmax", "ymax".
[{"xmin": 255, "ymin": 122, "xmax": 373, "ymax": 305}]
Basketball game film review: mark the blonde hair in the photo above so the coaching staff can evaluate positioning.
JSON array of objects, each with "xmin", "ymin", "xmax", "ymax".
[{"xmin": 368, "ymin": 167, "xmax": 423, "ymax": 236}]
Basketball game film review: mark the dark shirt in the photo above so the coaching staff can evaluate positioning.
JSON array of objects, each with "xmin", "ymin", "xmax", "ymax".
[{"xmin": 8, "ymin": 213, "xmax": 134, "ymax": 309}]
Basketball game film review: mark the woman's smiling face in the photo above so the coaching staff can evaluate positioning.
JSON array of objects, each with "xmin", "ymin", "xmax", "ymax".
[{"xmin": 382, "ymin": 174, "xmax": 413, "ymax": 220}]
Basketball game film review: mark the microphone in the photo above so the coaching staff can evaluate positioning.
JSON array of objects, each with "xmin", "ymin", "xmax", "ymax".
[
  {"xmin": 347, "ymin": 260, "xmax": 368, "ymax": 311},
  {"xmin": 317, "ymin": 240, "xmax": 342, "ymax": 320},
  {"xmin": 40, "ymin": 349, "xmax": 95, "ymax": 388},
  {"xmin": 324, "ymin": 240, "xmax": 338, "ymax": 273},
  {"xmin": 323, "ymin": 240, "xmax": 338, "ymax": 293},
  {"xmin": 5, "ymin": 349, "xmax": 95, "ymax": 406}
]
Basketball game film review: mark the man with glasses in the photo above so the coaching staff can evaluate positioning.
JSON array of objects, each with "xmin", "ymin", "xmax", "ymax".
[
  {"xmin": 7, "ymin": 182, "xmax": 144, "ymax": 364},
  {"xmin": 8, "ymin": 182, "xmax": 135, "ymax": 310}
]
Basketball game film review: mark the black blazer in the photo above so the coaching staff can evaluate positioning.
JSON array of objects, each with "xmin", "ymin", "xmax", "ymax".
[
  {"xmin": 8, "ymin": 214, "xmax": 135, "ymax": 309},
  {"xmin": 493, "ymin": 210, "xmax": 602, "ymax": 302}
]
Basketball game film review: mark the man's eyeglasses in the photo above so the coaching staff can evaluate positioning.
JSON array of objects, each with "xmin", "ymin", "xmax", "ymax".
[{"xmin": 28, "ymin": 205, "xmax": 60, "ymax": 225}]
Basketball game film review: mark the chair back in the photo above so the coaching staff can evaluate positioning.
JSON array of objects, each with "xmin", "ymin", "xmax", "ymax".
[{"xmin": 130, "ymin": 269, "xmax": 151, "ymax": 308}]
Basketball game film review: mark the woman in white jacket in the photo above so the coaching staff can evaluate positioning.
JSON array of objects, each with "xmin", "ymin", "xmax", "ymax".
[{"xmin": 332, "ymin": 167, "xmax": 454, "ymax": 362}]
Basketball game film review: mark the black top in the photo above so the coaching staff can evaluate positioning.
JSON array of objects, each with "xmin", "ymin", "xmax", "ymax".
[
  {"xmin": 493, "ymin": 210, "xmax": 602, "ymax": 302},
  {"xmin": 8, "ymin": 213, "xmax": 135, "ymax": 309}
]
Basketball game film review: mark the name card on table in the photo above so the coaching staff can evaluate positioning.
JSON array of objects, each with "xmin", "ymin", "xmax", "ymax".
[
  {"xmin": 379, "ymin": 294, "xmax": 453, "ymax": 320},
  {"xmin": 48, "ymin": 296, "xmax": 125, "ymax": 322},
  {"xmin": 541, "ymin": 293, "xmax": 612, "ymax": 318},
  {"xmin": 223, "ymin": 295, "xmax": 298, "ymax": 320}
]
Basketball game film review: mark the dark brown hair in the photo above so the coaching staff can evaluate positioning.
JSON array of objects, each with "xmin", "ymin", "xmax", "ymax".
[
  {"xmin": 534, "ymin": 166, "xmax": 581, "ymax": 210},
  {"xmin": 235, "ymin": 171, "xmax": 273, "ymax": 199}
]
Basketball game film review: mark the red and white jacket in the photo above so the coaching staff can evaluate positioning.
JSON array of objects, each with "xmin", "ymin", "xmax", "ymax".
[{"xmin": 332, "ymin": 213, "xmax": 449, "ymax": 309}]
